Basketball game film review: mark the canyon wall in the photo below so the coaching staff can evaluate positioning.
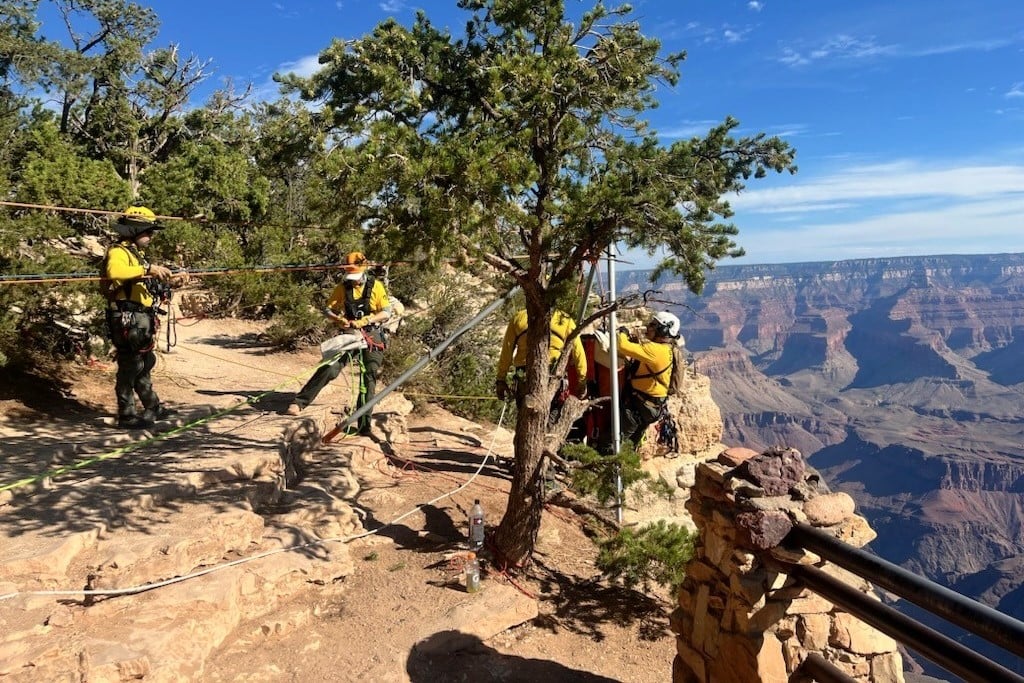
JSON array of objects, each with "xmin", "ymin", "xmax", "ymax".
[{"xmin": 621, "ymin": 253, "xmax": 1024, "ymax": 678}]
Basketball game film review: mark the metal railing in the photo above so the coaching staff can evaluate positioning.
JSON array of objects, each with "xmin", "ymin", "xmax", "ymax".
[{"xmin": 781, "ymin": 522, "xmax": 1024, "ymax": 683}]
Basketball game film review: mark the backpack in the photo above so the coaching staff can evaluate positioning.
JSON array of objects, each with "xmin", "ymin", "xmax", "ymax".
[{"xmin": 668, "ymin": 345, "xmax": 688, "ymax": 396}]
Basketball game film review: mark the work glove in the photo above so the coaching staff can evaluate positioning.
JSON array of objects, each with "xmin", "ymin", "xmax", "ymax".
[
  {"xmin": 352, "ymin": 318, "xmax": 368, "ymax": 329},
  {"xmin": 495, "ymin": 380, "xmax": 508, "ymax": 401},
  {"xmin": 147, "ymin": 264, "xmax": 172, "ymax": 281}
]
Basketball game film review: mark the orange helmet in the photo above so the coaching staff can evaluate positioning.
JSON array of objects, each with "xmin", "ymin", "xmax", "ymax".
[{"xmin": 344, "ymin": 251, "xmax": 368, "ymax": 281}]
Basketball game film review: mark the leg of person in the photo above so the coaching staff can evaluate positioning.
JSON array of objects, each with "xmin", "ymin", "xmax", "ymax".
[
  {"xmin": 291, "ymin": 356, "xmax": 346, "ymax": 412},
  {"xmin": 136, "ymin": 350, "xmax": 170, "ymax": 422},
  {"xmin": 115, "ymin": 350, "xmax": 147, "ymax": 428},
  {"xmin": 355, "ymin": 340, "xmax": 385, "ymax": 433},
  {"xmin": 618, "ymin": 393, "xmax": 649, "ymax": 451}
]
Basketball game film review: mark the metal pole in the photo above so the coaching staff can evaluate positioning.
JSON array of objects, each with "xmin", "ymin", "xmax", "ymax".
[
  {"xmin": 607, "ymin": 246, "xmax": 623, "ymax": 524},
  {"xmin": 323, "ymin": 285, "xmax": 521, "ymax": 443},
  {"xmin": 575, "ymin": 260, "xmax": 597, "ymax": 322}
]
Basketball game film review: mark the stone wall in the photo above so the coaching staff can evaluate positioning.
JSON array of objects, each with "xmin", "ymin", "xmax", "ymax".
[{"xmin": 670, "ymin": 446, "xmax": 904, "ymax": 682}]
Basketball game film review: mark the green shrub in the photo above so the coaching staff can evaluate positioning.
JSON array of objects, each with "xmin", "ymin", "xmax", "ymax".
[{"xmin": 596, "ymin": 520, "xmax": 696, "ymax": 591}]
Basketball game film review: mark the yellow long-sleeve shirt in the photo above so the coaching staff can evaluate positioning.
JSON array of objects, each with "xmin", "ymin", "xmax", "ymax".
[
  {"xmin": 496, "ymin": 309, "xmax": 587, "ymax": 381},
  {"xmin": 617, "ymin": 332, "xmax": 673, "ymax": 399},
  {"xmin": 105, "ymin": 242, "xmax": 154, "ymax": 307}
]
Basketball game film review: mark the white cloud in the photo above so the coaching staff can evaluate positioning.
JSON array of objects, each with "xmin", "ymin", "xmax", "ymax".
[
  {"xmin": 733, "ymin": 161, "xmax": 1024, "ymax": 213},
  {"xmin": 379, "ymin": 0, "xmax": 404, "ymax": 12},
  {"xmin": 733, "ymin": 195, "xmax": 1024, "ymax": 264},
  {"xmin": 277, "ymin": 54, "xmax": 323, "ymax": 79},
  {"xmin": 723, "ymin": 28, "xmax": 748, "ymax": 44},
  {"xmin": 1006, "ymin": 82, "xmax": 1024, "ymax": 98},
  {"xmin": 658, "ymin": 120, "xmax": 721, "ymax": 139},
  {"xmin": 747, "ymin": 1, "xmax": 763, "ymax": 11},
  {"xmin": 779, "ymin": 34, "xmax": 1011, "ymax": 69},
  {"xmin": 725, "ymin": 159, "xmax": 1024, "ymax": 263}
]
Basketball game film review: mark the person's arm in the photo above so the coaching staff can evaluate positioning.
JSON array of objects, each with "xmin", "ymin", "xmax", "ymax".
[
  {"xmin": 324, "ymin": 283, "xmax": 349, "ymax": 326},
  {"xmin": 106, "ymin": 246, "xmax": 146, "ymax": 281},
  {"xmin": 569, "ymin": 335, "xmax": 588, "ymax": 398},
  {"xmin": 496, "ymin": 318, "xmax": 517, "ymax": 381}
]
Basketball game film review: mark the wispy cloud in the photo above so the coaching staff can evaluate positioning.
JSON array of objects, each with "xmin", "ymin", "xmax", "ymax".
[
  {"xmin": 733, "ymin": 161, "xmax": 1024, "ymax": 213},
  {"xmin": 779, "ymin": 34, "xmax": 1012, "ymax": 68},
  {"xmin": 658, "ymin": 120, "xmax": 722, "ymax": 139},
  {"xmin": 747, "ymin": 1, "xmax": 763, "ymax": 11},
  {"xmin": 779, "ymin": 35, "xmax": 894, "ymax": 66},
  {"xmin": 249, "ymin": 54, "xmax": 324, "ymax": 102},
  {"xmin": 723, "ymin": 28, "xmax": 750, "ymax": 44},
  {"xmin": 733, "ymin": 195, "xmax": 1024, "ymax": 264},
  {"xmin": 683, "ymin": 21, "xmax": 754, "ymax": 47},
  {"xmin": 379, "ymin": 0, "xmax": 404, "ymax": 12},
  {"xmin": 724, "ymin": 158, "xmax": 1024, "ymax": 262},
  {"xmin": 1006, "ymin": 82, "xmax": 1024, "ymax": 98}
]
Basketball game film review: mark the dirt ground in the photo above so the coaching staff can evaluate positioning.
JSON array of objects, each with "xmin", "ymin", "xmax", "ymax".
[{"xmin": 0, "ymin": 316, "xmax": 677, "ymax": 683}]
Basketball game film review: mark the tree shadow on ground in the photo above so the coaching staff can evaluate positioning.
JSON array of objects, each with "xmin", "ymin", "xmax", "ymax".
[
  {"xmin": 396, "ymin": 447, "xmax": 512, "ymax": 482},
  {"xmin": 357, "ymin": 504, "xmax": 464, "ymax": 552},
  {"xmin": 527, "ymin": 556, "xmax": 671, "ymax": 642},
  {"xmin": 194, "ymin": 388, "xmax": 295, "ymax": 411},
  {"xmin": 0, "ymin": 368, "xmax": 103, "ymax": 417},
  {"xmin": 187, "ymin": 332, "xmax": 275, "ymax": 351},
  {"xmin": 407, "ymin": 630, "xmax": 620, "ymax": 683}
]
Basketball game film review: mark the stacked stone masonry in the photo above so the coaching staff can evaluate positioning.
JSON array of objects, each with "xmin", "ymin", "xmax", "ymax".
[{"xmin": 670, "ymin": 446, "xmax": 905, "ymax": 683}]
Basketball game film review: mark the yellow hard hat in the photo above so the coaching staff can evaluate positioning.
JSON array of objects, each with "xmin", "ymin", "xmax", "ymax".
[{"xmin": 115, "ymin": 205, "xmax": 163, "ymax": 238}]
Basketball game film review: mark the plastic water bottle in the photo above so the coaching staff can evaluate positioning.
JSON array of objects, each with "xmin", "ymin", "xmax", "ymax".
[
  {"xmin": 468, "ymin": 499, "xmax": 485, "ymax": 549},
  {"xmin": 465, "ymin": 552, "xmax": 481, "ymax": 593}
]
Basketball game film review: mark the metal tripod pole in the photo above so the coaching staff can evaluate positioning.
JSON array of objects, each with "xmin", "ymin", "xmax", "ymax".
[{"xmin": 607, "ymin": 247, "xmax": 623, "ymax": 524}]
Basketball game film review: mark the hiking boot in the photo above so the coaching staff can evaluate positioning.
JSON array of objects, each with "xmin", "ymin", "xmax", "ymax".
[
  {"xmin": 143, "ymin": 405, "xmax": 177, "ymax": 422},
  {"xmin": 285, "ymin": 403, "xmax": 302, "ymax": 416},
  {"xmin": 117, "ymin": 415, "xmax": 154, "ymax": 430}
]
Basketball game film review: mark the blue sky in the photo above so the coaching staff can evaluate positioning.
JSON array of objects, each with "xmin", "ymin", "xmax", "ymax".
[{"xmin": 39, "ymin": 0, "xmax": 1024, "ymax": 265}]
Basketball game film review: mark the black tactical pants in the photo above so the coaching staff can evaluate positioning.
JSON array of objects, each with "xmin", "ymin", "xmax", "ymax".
[{"xmin": 295, "ymin": 328, "xmax": 385, "ymax": 429}]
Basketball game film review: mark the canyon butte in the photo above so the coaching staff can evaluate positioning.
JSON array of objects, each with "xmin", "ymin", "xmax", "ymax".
[{"xmin": 620, "ymin": 252, "xmax": 1024, "ymax": 676}]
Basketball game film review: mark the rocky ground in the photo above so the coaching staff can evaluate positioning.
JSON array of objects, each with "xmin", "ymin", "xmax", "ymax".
[{"xmin": 0, "ymin": 316, "xmax": 687, "ymax": 682}]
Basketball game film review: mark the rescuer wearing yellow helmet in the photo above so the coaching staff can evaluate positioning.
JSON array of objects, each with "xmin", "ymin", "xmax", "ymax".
[
  {"xmin": 102, "ymin": 206, "xmax": 177, "ymax": 429},
  {"xmin": 286, "ymin": 251, "xmax": 392, "ymax": 435}
]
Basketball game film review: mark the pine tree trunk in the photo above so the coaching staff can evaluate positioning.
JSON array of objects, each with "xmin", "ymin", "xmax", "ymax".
[{"xmin": 493, "ymin": 306, "xmax": 554, "ymax": 566}]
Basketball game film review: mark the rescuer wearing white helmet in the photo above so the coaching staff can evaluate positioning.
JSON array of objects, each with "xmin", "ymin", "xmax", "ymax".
[{"xmin": 614, "ymin": 310, "xmax": 681, "ymax": 448}]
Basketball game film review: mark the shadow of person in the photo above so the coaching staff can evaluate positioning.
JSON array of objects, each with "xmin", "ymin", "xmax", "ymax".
[{"xmin": 407, "ymin": 630, "xmax": 621, "ymax": 683}]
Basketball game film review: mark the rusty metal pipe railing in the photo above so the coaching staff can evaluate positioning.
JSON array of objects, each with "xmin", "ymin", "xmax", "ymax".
[
  {"xmin": 784, "ymin": 562, "xmax": 1024, "ymax": 683},
  {"xmin": 786, "ymin": 522, "xmax": 1024, "ymax": 660}
]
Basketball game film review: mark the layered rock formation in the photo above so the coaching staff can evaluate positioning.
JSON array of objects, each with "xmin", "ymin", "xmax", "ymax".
[{"xmin": 620, "ymin": 253, "xmax": 1024, "ymax": 678}]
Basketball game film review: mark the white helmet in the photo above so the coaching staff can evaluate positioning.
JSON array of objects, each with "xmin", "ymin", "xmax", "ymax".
[{"xmin": 651, "ymin": 311, "xmax": 681, "ymax": 339}]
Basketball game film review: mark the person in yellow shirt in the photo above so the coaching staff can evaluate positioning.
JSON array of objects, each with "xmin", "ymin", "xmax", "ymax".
[
  {"xmin": 287, "ymin": 252, "xmax": 392, "ymax": 434},
  {"xmin": 102, "ymin": 206, "xmax": 176, "ymax": 429},
  {"xmin": 495, "ymin": 309, "xmax": 588, "ymax": 409},
  {"xmin": 616, "ymin": 311, "xmax": 680, "ymax": 447}
]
